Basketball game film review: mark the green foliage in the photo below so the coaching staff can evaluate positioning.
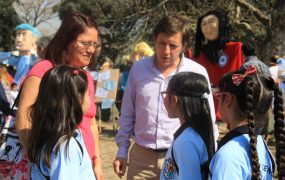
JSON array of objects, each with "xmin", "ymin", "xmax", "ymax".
[
  {"xmin": 56, "ymin": 0, "xmax": 277, "ymax": 64},
  {"xmin": 0, "ymin": 0, "xmax": 21, "ymax": 51}
]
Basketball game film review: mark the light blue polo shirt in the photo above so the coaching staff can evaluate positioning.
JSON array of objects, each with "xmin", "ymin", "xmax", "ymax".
[
  {"xmin": 160, "ymin": 124, "xmax": 208, "ymax": 180},
  {"xmin": 209, "ymin": 134, "xmax": 274, "ymax": 180},
  {"xmin": 31, "ymin": 130, "xmax": 95, "ymax": 180}
]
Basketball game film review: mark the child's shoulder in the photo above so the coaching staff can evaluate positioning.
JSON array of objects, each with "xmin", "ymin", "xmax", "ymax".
[
  {"xmin": 175, "ymin": 127, "xmax": 206, "ymax": 151},
  {"xmin": 56, "ymin": 131, "xmax": 84, "ymax": 159},
  {"xmin": 214, "ymin": 134, "xmax": 249, "ymax": 161}
]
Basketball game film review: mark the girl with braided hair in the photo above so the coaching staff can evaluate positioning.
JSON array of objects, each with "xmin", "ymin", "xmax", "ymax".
[
  {"xmin": 209, "ymin": 65, "xmax": 285, "ymax": 179},
  {"xmin": 160, "ymin": 72, "xmax": 215, "ymax": 180}
]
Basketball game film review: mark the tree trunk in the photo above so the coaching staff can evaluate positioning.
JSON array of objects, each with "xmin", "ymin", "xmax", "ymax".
[{"xmin": 260, "ymin": 0, "xmax": 285, "ymax": 63}]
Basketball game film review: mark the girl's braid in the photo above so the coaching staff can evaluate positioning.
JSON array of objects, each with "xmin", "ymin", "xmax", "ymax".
[{"xmin": 246, "ymin": 80, "xmax": 261, "ymax": 180}]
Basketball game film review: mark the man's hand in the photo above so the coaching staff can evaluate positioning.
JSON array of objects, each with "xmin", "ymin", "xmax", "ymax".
[{"xmin": 113, "ymin": 157, "xmax": 127, "ymax": 179}]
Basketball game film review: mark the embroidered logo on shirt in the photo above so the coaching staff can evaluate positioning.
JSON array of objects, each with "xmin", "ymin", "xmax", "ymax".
[
  {"xmin": 162, "ymin": 158, "xmax": 177, "ymax": 179},
  {"xmin": 218, "ymin": 53, "xmax": 228, "ymax": 68},
  {"xmin": 260, "ymin": 163, "xmax": 273, "ymax": 175}
]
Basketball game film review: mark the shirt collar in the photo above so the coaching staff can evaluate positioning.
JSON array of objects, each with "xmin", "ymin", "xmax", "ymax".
[
  {"xmin": 218, "ymin": 124, "xmax": 249, "ymax": 149},
  {"xmin": 173, "ymin": 122, "xmax": 191, "ymax": 140},
  {"xmin": 151, "ymin": 53, "xmax": 185, "ymax": 73}
]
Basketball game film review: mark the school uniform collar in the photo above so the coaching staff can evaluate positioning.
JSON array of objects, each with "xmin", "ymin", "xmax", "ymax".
[
  {"xmin": 173, "ymin": 122, "xmax": 191, "ymax": 140},
  {"xmin": 217, "ymin": 124, "xmax": 276, "ymax": 174},
  {"xmin": 218, "ymin": 124, "xmax": 263, "ymax": 150},
  {"xmin": 218, "ymin": 124, "xmax": 249, "ymax": 150}
]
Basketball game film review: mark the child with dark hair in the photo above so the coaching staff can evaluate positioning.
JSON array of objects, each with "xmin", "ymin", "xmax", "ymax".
[
  {"xmin": 27, "ymin": 66, "xmax": 95, "ymax": 179},
  {"xmin": 241, "ymin": 41, "xmax": 270, "ymax": 78},
  {"xmin": 210, "ymin": 66, "xmax": 285, "ymax": 179},
  {"xmin": 160, "ymin": 72, "xmax": 215, "ymax": 179}
]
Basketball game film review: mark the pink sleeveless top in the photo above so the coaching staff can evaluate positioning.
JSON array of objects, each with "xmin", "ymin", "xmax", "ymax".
[{"xmin": 27, "ymin": 60, "xmax": 96, "ymax": 162}]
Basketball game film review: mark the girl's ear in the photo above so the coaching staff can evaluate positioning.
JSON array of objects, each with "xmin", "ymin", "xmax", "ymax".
[
  {"xmin": 225, "ymin": 94, "xmax": 235, "ymax": 108},
  {"xmin": 172, "ymin": 94, "xmax": 179, "ymax": 104}
]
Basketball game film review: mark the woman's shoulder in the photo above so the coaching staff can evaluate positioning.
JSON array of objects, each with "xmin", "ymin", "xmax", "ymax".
[{"xmin": 27, "ymin": 60, "xmax": 53, "ymax": 78}]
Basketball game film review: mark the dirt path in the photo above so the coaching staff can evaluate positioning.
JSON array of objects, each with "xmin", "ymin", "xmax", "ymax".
[
  {"xmin": 99, "ymin": 121, "xmax": 277, "ymax": 180},
  {"xmin": 99, "ymin": 122, "xmax": 124, "ymax": 180}
]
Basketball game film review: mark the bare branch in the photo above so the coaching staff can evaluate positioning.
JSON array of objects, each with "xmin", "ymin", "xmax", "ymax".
[
  {"xmin": 13, "ymin": 0, "xmax": 59, "ymax": 27},
  {"xmin": 235, "ymin": 0, "xmax": 270, "ymax": 27},
  {"xmin": 107, "ymin": 0, "xmax": 168, "ymax": 22}
]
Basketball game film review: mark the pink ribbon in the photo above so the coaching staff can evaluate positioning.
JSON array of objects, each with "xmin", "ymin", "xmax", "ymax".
[{"xmin": 232, "ymin": 65, "xmax": 256, "ymax": 86}]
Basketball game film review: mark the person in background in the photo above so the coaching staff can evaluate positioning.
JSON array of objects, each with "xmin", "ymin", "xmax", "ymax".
[
  {"xmin": 269, "ymin": 55, "xmax": 279, "ymax": 81},
  {"xmin": 9, "ymin": 82, "xmax": 18, "ymax": 108},
  {"xmin": 0, "ymin": 64, "xmax": 13, "ymax": 100},
  {"xmin": 36, "ymin": 36, "xmax": 51, "ymax": 59},
  {"xmin": 120, "ymin": 56, "xmax": 133, "ymax": 91},
  {"xmin": 240, "ymin": 41, "xmax": 270, "ymax": 77},
  {"xmin": 160, "ymin": 72, "xmax": 214, "ymax": 180},
  {"xmin": 210, "ymin": 66, "xmax": 285, "ymax": 179},
  {"xmin": 0, "ymin": 80, "xmax": 11, "ymax": 128},
  {"xmin": 97, "ymin": 57, "xmax": 120, "ymax": 123},
  {"xmin": 131, "ymin": 41, "xmax": 154, "ymax": 62},
  {"xmin": 15, "ymin": 13, "xmax": 103, "ymax": 179},
  {"xmin": 28, "ymin": 66, "xmax": 95, "ymax": 179},
  {"xmin": 240, "ymin": 42, "xmax": 271, "ymax": 136},
  {"xmin": 113, "ymin": 14, "xmax": 217, "ymax": 179},
  {"xmin": 193, "ymin": 10, "xmax": 243, "ymax": 121},
  {"xmin": 99, "ymin": 57, "xmax": 113, "ymax": 71}
]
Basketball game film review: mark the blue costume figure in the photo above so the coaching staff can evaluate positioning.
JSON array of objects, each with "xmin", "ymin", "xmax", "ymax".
[{"xmin": 0, "ymin": 24, "xmax": 40, "ymax": 86}]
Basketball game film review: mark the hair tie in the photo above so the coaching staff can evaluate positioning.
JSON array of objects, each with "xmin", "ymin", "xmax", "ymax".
[
  {"xmin": 232, "ymin": 65, "xmax": 256, "ymax": 86},
  {"xmin": 201, "ymin": 92, "xmax": 209, "ymax": 99},
  {"xmin": 73, "ymin": 69, "xmax": 79, "ymax": 75}
]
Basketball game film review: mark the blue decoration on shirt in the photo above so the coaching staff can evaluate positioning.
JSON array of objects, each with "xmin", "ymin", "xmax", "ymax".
[{"xmin": 218, "ymin": 53, "xmax": 228, "ymax": 68}]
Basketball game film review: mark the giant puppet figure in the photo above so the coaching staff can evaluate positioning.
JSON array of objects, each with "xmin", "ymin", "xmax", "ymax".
[
  {"xmin": 193, "ymin": 10, "xmax": 243, "ymax": 120},
  {"xmin": 0, "ymin": 23, "xmax": 40, "ymax": 86},
  {"xmin": 0, "ymin": 24, "xmax": 39, "ymax": 179}
]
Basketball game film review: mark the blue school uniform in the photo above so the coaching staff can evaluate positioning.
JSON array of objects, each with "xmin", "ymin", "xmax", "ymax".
[
  {"xmin": 209, "ymin": 125, "xmax": 274, "ymax": 180},
  {"xmin": 160, "ymin": 123, "xmax": 208, "ymax": 180},
  {"xmin": 31, "ymin": 130, "xmax": 95, "ymax": 180}
]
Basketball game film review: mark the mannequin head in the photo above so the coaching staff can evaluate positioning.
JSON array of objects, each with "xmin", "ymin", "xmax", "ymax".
[
  {"xmin": 195, "ymin": 10, "xmax": 229, "ymax": 44},
  {"xmin": 15, "ymin": 24, "xmax": 40, "ymax": 54},
  {"xmin": 201, "ymin": 14, "xmax": 219, "ymax": 41},
  {"xmin": 194, "ymin": 10, "xmax": 230, "ymax": 63}
]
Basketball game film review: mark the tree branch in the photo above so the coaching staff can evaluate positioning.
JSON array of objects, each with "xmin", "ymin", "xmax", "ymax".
[
  {"xmin": 107, "ymin": 0, "xmax": 168, "ymax": 22},
  {"xmin": 235, "ymin": 0, "xmax": 270, "ymax": 27}
]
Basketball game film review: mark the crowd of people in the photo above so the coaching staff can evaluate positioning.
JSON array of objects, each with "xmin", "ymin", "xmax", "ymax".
[{"xmin": 0, "ymin": 9, "xmax": 283, "ymax": 180}]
